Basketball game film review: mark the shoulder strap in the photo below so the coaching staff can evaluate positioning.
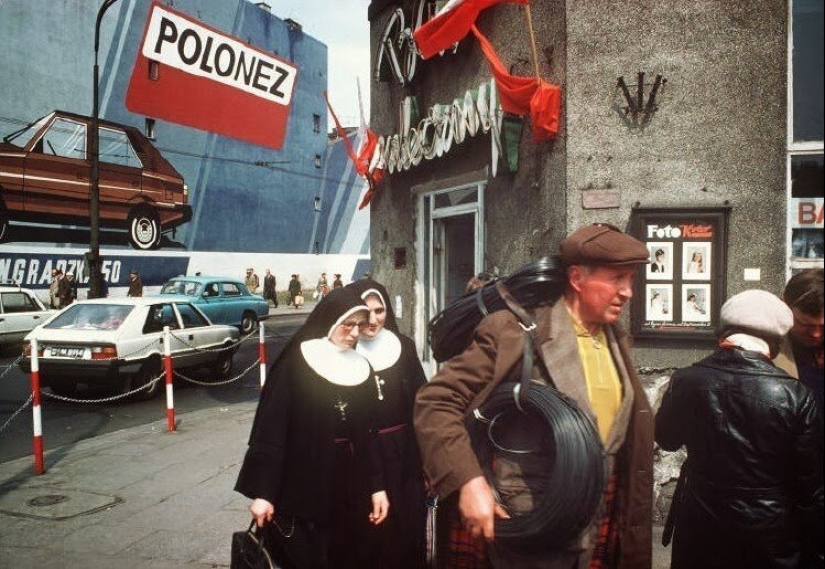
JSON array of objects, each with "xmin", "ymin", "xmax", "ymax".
[{"xmin": 494, "ymin": 281, "xmax": 552, "ymax": 410}]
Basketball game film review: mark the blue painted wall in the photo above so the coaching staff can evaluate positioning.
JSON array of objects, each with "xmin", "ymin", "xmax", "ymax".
[{"xmin": 0, "ymin": 0, "xmax": 368, "ymax": 257}]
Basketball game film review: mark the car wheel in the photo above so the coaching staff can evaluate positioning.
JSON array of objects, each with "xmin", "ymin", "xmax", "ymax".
[
  {"xmin": 214, "ymin": 348, "xmax": 234, "ymax": 379},
  {"xmin": 133, "ymin": 358, "xmax": 163, "ymax": 400},
  {"xmin": 128, "ymin": 206, "xmax": 160, "ymax": 251},
  {"xmin": 240, "ymin": 311, "xmax": 257, "ymax": 335}
]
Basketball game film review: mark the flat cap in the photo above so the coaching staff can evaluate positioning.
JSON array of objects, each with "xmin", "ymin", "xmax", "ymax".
[
  {"xmin": 719, "ymin": 290, "xmax": 793, "ymax": 340},
  {"xmin": 559, "ymin": 223, "xmax": 650, "ymax": 266}
]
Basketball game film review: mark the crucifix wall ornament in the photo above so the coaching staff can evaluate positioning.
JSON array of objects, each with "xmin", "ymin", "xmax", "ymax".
[{"xmin": 612, "ymin": 72, "xmax": 667, "ymax": 130}]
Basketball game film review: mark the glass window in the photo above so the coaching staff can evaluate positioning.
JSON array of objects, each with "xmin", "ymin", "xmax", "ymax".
[
  {"xmin": 99, "ymin": 127, "xmax": 142, "ymax": 168},
  {"xmin": 0, "ymin": 292, "xmax": 39, "ymax": 313},
  {"xmin": 792, "ymin": 0, "xmax": 824, "ymax": 142},
  {"xmin": 47, "ymin": 303, "xmax": 135, "ymax": 330},
  {"xmin": 40, "ymin": 118, "xmax": 86, "ymax": 160},
  {"xmin": 434, "ymin": 188, "xmax": 478, "ymax": 209},
  {"xmin": 223, "ymin": 283, "xmax": 241, "ymax": 296},
  {"xmin": 790, "ymin": 154, "xmax": 824, "ymax": 261},
  {"xmin": 176, "ymin": 303, "xmax": 209, "ymax": 328},
  {"xmin": 4, "ymin": 114, "xmax": 50, "ymax": 146}
]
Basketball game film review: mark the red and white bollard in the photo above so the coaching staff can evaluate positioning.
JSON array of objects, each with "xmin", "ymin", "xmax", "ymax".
[
  {"xmin": 163, "ymin": 326, "xmax": 176, "ymax": 432},
  {"xmin": 29, "ymin": 338, "xmax": 45, "ymax": 474},
  {"xmin": 259, "ymin": 323, "xmax": 267, "ymax": 388}
]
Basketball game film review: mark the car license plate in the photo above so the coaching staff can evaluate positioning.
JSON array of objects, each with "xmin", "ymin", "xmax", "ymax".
[{"xmin": 50, "ymin": 347, "xmax": 85, "ymax": 358}]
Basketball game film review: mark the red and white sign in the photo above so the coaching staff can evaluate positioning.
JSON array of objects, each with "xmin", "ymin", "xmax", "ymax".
[
  {"xmin": 126, "ymin": 2, "xmax": 298, "ymax": 149},
  {"xmin": 792, "ymin": 197, "xmax": 824, "ymax": 228}
]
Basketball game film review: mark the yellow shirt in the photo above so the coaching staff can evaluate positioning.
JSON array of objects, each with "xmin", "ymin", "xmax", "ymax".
[{"xmin": 569, "ymin": 311, "xmax": 623, "ymax": 444}]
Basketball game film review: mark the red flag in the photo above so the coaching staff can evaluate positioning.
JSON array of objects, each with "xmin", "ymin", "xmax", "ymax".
[
  {"xmin": 324, "ymin": 92, "xmax": 383, "ymax": 209},
  {"xmin": 413, "ymin": 0, "xmax": 529, "ymax": 60},
  {"xmin": 470, "ymin": 25, "xmax": 561, "ymax": 141}
]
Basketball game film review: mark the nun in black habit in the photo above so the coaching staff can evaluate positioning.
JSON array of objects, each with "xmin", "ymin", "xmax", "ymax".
[
  {"xmin": 235, "ymin": 286, "xmax": 389, "ymax": 569},
  {"xmin": 347, "ymin": 279, "xmax": 429, "ymax": 569}
]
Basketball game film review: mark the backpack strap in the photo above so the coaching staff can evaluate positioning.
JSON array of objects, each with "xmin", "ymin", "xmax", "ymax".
[{"xmin": 494, "ymin": 281, "xmax": 552, "ymax": 411}]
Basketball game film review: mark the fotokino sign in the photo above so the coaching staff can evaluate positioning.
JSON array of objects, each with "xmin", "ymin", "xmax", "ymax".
[{"xmin": 126, "ymin": 2, "xmax": 298, "ymax": 149}]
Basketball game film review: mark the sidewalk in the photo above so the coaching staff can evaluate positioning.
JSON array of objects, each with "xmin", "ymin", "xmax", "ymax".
[{"xmin": 0, "ymin": 397, "xmax": 672, "ymax": 568}]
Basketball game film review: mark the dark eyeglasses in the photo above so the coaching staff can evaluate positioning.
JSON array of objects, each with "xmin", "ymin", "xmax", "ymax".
[{"xmin": 339, "ymin": 320, "xmax": 369, "ymax": 332}]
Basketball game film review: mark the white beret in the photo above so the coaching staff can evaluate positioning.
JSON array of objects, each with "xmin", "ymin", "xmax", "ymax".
[{"xmin": 719, "ymin": 290, "xmax": 793, "ymax": 339}]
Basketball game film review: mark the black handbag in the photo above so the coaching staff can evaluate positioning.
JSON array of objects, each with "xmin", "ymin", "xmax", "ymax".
[{"xmin": 231, "ymin": 520, "xmax": 276, "ymax": 569}]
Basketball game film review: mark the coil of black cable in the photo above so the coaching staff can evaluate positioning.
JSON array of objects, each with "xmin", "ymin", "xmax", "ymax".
[
  {"xmin": 429, "ymin": 256, "xmax": 567, "ymax": 363},
  {"xmin": 467, "ymin": 380, "xmax": 606, "ymax": 552}
]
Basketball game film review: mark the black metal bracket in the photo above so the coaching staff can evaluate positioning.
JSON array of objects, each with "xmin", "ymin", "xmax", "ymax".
[{"xmin": 612, "ymin": 72, "xmax": 667, "ymax": 130}]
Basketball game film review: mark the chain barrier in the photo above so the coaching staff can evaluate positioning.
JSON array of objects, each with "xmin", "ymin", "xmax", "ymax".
[
  {"xmin": 0, "ymin": 354, "xmax": 25, "ymax": 382},
  {"xmin": 173, "ymin": 357, "xmax": 261, "ymax": 387},
  {"xmin": 0, "ymin": 394, "xmax": 32, "ymax": 434},
  {"xmin": 40, "ymin": 374, "xmax": 166, "ymax": 404}
]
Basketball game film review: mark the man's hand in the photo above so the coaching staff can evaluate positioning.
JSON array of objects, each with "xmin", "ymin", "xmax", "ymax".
[
  {"xmin": 458, "ymin": 476, "xmax": 509, "ymax": 541},
  {"xmin": 369, "ymin": 491, "xmax": 390, "ymax": 525},
  {"xmin": 249, "ymin": 498, "xmax": 274, "ymax": 527}
]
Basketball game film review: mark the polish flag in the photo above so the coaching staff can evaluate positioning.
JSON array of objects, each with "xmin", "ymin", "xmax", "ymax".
[
  {"xmin": 413, "ymin": 0, "xmax": 529, "ymax": 60},
  {"xmin": 471, "ymin": 25, "xmax": 561, "ymax": 141}
]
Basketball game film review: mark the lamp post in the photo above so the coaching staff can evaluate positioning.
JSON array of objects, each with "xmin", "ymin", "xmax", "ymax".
[{"xmin": 89, "ymin": 0, "xmax": 121, "ymax": 298}]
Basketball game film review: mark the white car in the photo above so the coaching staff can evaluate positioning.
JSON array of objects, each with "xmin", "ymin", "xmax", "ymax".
[
  {"xmin": 20, "ymin": 297, "xmax": 240, "ymax": 399},
  {"xmin": 0, "ymin": 284, "xmax": 56, "ymax": 347}
]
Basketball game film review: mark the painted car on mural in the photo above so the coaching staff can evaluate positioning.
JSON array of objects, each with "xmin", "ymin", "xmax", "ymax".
[
  {"xmin": 156, "ymin": 276, "xmax": 270, "ymax": 335},
  {"xmin": 0, "ymin": 110, "xmax": 191, "ymax": 250},
  {"xmin": 19, "ymin": 297, "xmax": 239, "ymax": 400}
]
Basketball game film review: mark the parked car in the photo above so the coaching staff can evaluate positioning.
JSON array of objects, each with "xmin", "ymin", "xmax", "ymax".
[
  {"xmin": 0, "ymin": 284, "xmax": 56, "ymax": 347},
  {"xmin": 18, "ymin": 298, "xmax": 239, "ymax": 399},
  {"xmin": 156, "ymin": 276, "xmax": 270, "ymax": 334},
  {"xmin": 0, "ymin": 110, "xmax": 192, "ymax": 250}
]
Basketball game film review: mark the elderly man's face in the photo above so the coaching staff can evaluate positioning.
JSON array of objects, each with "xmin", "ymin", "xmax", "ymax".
[
  {"xmin": 569, "ymin": 265, "xmax": 636, "ymax": 326},
  {"xmin": 789, "ymin": 308, "xmax": 824, "ymax": 349}
]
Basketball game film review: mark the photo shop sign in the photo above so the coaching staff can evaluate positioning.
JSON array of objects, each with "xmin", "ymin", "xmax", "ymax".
[
  {"xmin": 126, "ymin": 2, "xmax": 298, "ymax": 149},
  {"xmin": 630, "ymin": 206, "xmax": 730, "ymax": 340},
  {"xmin": 377, "ymin": 79, "xmax": 519, "ymax": 177}
]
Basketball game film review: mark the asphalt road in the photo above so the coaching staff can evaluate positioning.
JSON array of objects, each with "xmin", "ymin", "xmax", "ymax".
[{"xmin": 0, "ymin": 315, "xmax": 304, "ymax": 464}]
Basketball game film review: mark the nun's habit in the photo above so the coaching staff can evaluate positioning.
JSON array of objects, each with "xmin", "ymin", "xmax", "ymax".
[
  {"xmin": 348, "ymin": 279, "xmax": 429, "ymax": 569},
  {"xmin": 235, "ymin": 287, "xmax": 383, "ymax": 568}
]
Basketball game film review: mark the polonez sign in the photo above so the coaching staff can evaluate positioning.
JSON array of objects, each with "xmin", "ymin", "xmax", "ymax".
[{"xmin": 126, "ymin": 2, "xmax": 298, "ymax": 149}]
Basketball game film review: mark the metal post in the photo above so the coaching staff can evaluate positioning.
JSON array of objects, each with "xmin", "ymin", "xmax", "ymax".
[
  {"xmin": 163, "ymin": 326, "xmax": 176, "ymax": 432},
  {"xmin": 90, "ymin": 0, "xmax": 121, "ymax": 298},
  {"xmin": 29, "ymin": 338, "xmax": 45, "ymax": 474},
  {"xmin": 259, "ymin": 323, "xmax": 267, "ymax": 388}
]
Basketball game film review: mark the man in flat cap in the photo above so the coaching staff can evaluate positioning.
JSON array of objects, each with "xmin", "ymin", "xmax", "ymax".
[
  {"xmin": 415, "ymin": 223, "xmax": 654, "ymax": 568},
  {"xmin": 127, "ymin": 269, "xmax": 143, "ymax": 297},
  {"xmin": 656, "ymin": 290, "xmax": 823, "ymax": 569}
]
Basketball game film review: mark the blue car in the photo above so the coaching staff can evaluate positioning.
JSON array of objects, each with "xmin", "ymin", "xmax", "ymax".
[{"xmin": 155, "ymin": 276, "xmax": 269, "ymax": 334}]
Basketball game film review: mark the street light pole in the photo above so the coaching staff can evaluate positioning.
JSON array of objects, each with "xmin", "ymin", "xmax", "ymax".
[{"xmin": 89, "ymin": 0, "xmax": 121, "ymax": 298}]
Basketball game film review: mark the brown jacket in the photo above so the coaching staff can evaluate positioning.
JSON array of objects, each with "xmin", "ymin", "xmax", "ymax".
[{"xmin": 414, "ymin": 300, "xmax": 654, "ymax": 568}]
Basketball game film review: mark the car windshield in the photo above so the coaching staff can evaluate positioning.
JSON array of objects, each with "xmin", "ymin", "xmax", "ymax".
[
  {"xmin": 46, "ymin": 304, "xmax": 134, "ymax": 331},
  {"xmin": 160, "ymin": 280, "xmax": 202, "ymax": 296},
  {"xmin": 3, "ymin": 114, "xmax": 49, "ymax": 145}
]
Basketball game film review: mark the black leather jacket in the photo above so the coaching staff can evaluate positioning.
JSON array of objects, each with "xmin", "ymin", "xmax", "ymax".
[{"xmin": 656, "ymin": 347, "xmax": 824, "ymax": 569}]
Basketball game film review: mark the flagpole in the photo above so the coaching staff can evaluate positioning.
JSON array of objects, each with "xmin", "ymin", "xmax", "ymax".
[{"xmin": 524, "ymin": 4, "xmax": 541, "ymax": 84}]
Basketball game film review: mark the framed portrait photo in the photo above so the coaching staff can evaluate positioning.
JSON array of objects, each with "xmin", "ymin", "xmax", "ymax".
[
  {"xmin": 646, "ymin": 242, "xmax": 673, "ymax": 280},
  {"xmin": 682, "ymin": 284, "xmax": 711, "ymax": 323},
  {"xmin": 682, "ymin": 242, "xmax": 712, "ymax": 281},
  {"xmin": 646, "ymin": 284, "xmax": 673, "ymax": 322}
]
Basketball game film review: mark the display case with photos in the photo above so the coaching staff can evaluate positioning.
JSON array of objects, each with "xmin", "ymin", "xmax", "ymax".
[{"xmin": 630, "ymin": 206, "xmax": 729, "ymax": 339}]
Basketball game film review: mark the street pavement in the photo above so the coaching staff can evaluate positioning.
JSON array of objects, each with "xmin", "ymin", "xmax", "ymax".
[{"xmin": 0, "ymin": 299, "xmax": 671, "ymax": 568}]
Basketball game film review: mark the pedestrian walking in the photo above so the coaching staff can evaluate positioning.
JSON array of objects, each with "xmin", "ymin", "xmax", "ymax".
[
  {"xmin": 49, "ymin": 268, "xmax": 61, "ymax": 308},
  {"xmin": 262, "ymin": 269, "xmax": 278, "ymax": 307},
  {"xmin": 317, "ymin": 272, "xmax": 330, "ymax": 301},
  {"xmin": 775, "ymin": 268, "xmax": 824, "ymax": 410},
  {"xmin": 348, "ymin": 278, "xmax": 428, "ymax": 568},
  {"xmin": 333, "ymin": 273, "xmax": 343, "ymax": 289},
  {"xmin": 288, "ymin": 274, "xmax": 302, "ymax": 308},
  {"xmin": 414, "ymin": 223, "xmax": 654, "ymax": 568},
  {"xmin": 656, "ymin": 289, "xmax": 823, "ymax": 569},
  {"xmin": 127, "ymin": 269, "xmax": 143, "ymax": 297},
  {"xmin": 235, "ymin": 287, "xmax": 389, "ymax": 568},
  {"xmin": 245, "ymin": 268, "xmax": 260, "ymax": 294}
]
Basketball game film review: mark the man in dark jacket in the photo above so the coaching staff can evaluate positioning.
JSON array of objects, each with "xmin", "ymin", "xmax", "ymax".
[
  {"xmin": 415, "ymin": 223, "xmax": 655, "ymax": 568},
  {"xmin": 656, "ymin": 289, "xmax": 824, "ymax": 569}
]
